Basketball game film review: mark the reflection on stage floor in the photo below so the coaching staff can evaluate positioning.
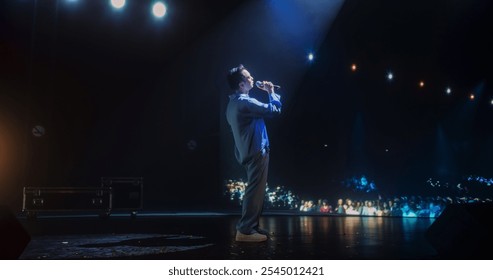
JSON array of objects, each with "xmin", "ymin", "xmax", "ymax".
[{"xmin": 16, "ymin": 211, "xmax": 443, "ymax": 260}]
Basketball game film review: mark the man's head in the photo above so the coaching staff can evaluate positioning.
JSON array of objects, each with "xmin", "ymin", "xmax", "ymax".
[{"xmin": 227, "ymin": 64, "xmax": 254, "ymax": 93}]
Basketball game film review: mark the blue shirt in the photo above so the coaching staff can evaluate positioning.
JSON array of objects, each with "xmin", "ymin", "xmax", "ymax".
[{"xmin": 226, "ymin": 92, "xmax": 282, "ymax": 165}]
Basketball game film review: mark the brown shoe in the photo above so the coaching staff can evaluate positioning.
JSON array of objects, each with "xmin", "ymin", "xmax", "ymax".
[{"xmin": 235, "ymin": 231, "xmax": 268, "ymax": 242}]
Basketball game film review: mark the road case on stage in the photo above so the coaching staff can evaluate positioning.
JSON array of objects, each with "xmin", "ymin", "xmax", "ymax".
[
  {"xmin": 22, "ymin": 187, "xmax": 112, "ymax": 219},
  {"xmin": 101, "ymin": 177, "xmax": 143, "ymax": 217}
]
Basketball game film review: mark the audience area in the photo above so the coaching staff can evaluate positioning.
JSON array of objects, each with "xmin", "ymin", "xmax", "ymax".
[{"xmin": 224, "ymin": 178, "xmax": 493, "ymax": 218}]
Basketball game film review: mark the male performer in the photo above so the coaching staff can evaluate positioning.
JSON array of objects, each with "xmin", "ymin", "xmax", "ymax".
[{"xmin": 226, "ymin": 64, "xmax": 282, "ymax": 242}]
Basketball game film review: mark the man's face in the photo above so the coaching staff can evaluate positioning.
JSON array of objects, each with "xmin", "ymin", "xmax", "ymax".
[{"xmin": 239, "ymin": 69, "xmax": 254, "ymax": 92}]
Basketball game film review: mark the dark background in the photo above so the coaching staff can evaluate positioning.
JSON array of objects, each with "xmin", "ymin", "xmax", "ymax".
[{"xmin": 1, "ymin": 0, "xmax": 492, "ymax": 211}]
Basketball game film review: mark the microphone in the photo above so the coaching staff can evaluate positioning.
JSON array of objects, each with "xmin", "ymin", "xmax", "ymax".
[{"xmin": 256, "ymin": 81, "xmax": 281, "ymax": 90}]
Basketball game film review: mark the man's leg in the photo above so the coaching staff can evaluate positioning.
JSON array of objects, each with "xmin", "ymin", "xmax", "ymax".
[{"xmin": 236, "ymin": 149, "xmax": 269, "ymax": 236}]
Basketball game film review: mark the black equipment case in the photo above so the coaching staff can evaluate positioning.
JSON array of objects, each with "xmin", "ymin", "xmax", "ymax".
[
  {"xmin": 101, "ymin": 177, "xmax": 143, "ymax": 216},
  {"xmin": 22, "ymin": 187, "xmax": 112, "ymax": 219}
]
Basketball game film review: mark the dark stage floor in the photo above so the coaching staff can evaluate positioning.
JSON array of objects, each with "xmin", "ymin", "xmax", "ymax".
[{"xmin": 12, "ymin": 210, "xmax": 456, "ymax": 260}]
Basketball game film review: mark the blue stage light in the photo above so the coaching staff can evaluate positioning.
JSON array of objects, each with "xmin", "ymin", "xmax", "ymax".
[
  {"xmin": 387, "ymin": 72, "xmax": 393, "ymax": 81},
  {"xmin": 308, "ymin": 53, "xmax": 314, "ymax": 61}
]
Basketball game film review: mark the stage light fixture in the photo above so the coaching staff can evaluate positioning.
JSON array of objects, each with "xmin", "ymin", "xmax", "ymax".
[
  {"xmin": 470, "ymin": 93, "xmax": 475, "ymax": 100},
  {"xmin": 152, "ymin": 2, "xmax": 167, "ymax": 18},
  {"xmin": 387, "ymin": 72, "xmax": 393, "ymax": 81},
  {"xmin": 419, "ymin": 81, "xmax": 425, "ymax": 88},
  {"xmin": 32, "ymin": 125, "xmax": 45, "ymax": 137},
  {"xmin": 308, "ymin": 53, "xmax": 314, "ymax": 61},
  {"xmin": 110, "ymin": 0, "xmax": 125, "ymax": 9},
  {"xmin": 446, "ymin": 87, "xmax": 451, "ymax": 95},
  {"xmin": 351, "ymin": 64, "xmax": 357, "ymax": 71}
]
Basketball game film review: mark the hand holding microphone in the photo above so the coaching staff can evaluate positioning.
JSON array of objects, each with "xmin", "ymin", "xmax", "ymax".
[{"xmin": 255, "ymin": 80, "xmax": 281, "ymax": 94}]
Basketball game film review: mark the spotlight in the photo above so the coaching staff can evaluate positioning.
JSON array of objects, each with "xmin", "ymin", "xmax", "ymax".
[
  {"xmin": 351, "ymin": 64, "xmax": 357, "ymax": 72},
  {"xmin": 110, "ymin": 0, "xmax": 125, "ymax": 9},
  {"xmin": 491, "ymin": 99, "xmax": 493, "ymax": 105},
  {"xmin": 308, "ymin": 53, "xmax": 314, "ymax": 61},
  {"xmin": 32, "ymin": 125, "xmax": 45, "ymax": 137},
  {"xmin": 419, "ymin": 81, "xmax": 425, "ymax": 88},
  {"xmin": 152, "ymin": 1, "xmax": 167, "ymax": 18},
  {"xmin": 387, "ymin": 72, "xmax": 393, "ymax": 81},
  {"xmin": 187, "ymin": 140, "xmax": 198, "ymax": 151},
  {"xmin": 470, "ymin": 93, "xmax": 475, "ymax": 100},
  {"xmin": 446, "ymin": 87, "xmax": 451, "ymax": 95}
]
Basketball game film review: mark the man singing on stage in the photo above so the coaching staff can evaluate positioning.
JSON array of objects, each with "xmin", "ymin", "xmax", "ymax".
[{"xmin": 226, "ymin": 64, "xmax": 282, "ymax": 242}]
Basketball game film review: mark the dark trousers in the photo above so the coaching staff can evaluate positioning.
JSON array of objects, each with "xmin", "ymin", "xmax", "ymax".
[{"xmin": 236, "ymin": 148, "xmax": 269, "ymax": 234}]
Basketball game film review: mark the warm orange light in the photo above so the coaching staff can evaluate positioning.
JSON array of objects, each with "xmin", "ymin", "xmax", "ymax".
[
  {"xmin": 351, "ymin": 64, "xmax": 357, "ymax": 71},
  {"xmin": 470, "ymin": 93, "xmax": 475, "ymax": 100},
  {"xmin": 0, "ymin": 117, "xmax": 21, "ymax": 195},
  {"xmin": 419, "ymin": 81, "xmax": 425, "ymax": 87}
]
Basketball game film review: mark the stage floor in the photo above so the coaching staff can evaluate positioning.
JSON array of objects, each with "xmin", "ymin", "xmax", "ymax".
[{"xmin": 15, "ymin": 211, "xmax": 449, "ymax": 260}]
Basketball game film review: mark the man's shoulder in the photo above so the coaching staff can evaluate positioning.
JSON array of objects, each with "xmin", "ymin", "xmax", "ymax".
[
  {"xmin": 236, "ymin": 93, "xmax": 252, "ymax": 100},
  {"xmin": 229, "ymin": 93, "xmax": 247, "ymax": 100},
  {"xmin": 231, "ymin": 94, "xmax": 259, "ymax": 105}
]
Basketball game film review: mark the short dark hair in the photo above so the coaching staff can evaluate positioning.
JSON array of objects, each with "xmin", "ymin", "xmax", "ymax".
[{"xmin": 227, "ymin": 64, "xmax": 246, "ymax": 90}]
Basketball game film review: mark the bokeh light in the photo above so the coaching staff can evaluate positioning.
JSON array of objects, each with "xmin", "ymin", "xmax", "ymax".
[
  {"xmin": 110, "ymin": 0, "xmax": 125, "ymax": 9},
  {"xmin": 152, "ymin": 2, "xmax": 167, "ymax": 18}
]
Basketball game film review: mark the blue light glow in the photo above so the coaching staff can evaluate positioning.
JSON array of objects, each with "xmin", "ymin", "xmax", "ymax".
[
  {"xmin": 308, "ymin": 53, "xmax": 314, "ymax": 61},
  {"xmin": 467, "ymin": 175, "xmax": 493, "ymax": 187},
  {"xmin": 342, "ymin": 175, "xmax": 377, "ymax": 193},
  {"xmin": 387, "ymin": 72, "xmax": 393, "ymax": 81}
]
